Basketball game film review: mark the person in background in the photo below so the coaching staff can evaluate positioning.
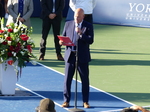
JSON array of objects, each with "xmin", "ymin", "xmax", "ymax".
[
  {"xmin": 6, "ymin": 0, "xmax": 34, "ymax": 28},
  {"xmin": 0, "ymin": 0, "xmax": 2, "ymax": 18},
  {"xmin": 121, "ymin": 105, "xmax": 150, "ymax": 112},
  {"xmin": 4, "ymin": 0, "xmax": 8, "ymax": 19},
  {"xmin": 0, "ymin": 0, "xmax": 8, "ymax": 18},
  {"xmin": 60, "ymin": 8, "xmax": 94, "ymax": 108},
  {"xmin": 69, "ymin": 0, "xmax": 97, "ymax": 24},
  {"xmin": 39, "ymin": 0, "xmax": 65, "ymax": 61},
  {"xmin": 35, "ymin": 98, "xmax": 56, "ymax": 112},
  {"xmin": 130, "ymin": 105, "xmax": 150, "ymax": 112}
]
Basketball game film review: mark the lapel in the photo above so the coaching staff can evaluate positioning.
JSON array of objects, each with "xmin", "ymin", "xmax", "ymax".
[
  {"xmin": 70, "ymin": 21, "xmax": 75, "ymax": 41},
  {"xmin": 81, "ymin": 21, "xmax": 85, "ymax": 29}
]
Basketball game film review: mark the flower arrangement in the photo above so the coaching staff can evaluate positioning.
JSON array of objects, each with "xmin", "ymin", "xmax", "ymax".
[{"xmin": 0, "ymin": 17, "xmax": 37, "ymax": 76}]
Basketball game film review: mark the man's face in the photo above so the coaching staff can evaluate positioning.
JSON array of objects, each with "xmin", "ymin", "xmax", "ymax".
[{"xmin": 74, "ymin": 11, "xmax": 84, "ymax": 24}]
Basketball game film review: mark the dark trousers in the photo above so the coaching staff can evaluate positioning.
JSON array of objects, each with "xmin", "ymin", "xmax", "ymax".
[
  {"xmin": 63, "ymin": 52, "xmax": 89, "ymax": 103},
  {"xmin": 40, "ymin": 17, "xmax": 62, "ymax": 56}
]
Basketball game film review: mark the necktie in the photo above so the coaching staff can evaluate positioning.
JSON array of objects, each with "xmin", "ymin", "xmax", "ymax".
[
  {"xmin": 72, "ymin": 24, "xmax": 79, "ymax": 51},
  {"xmin": 18, "ymin": 0, "xmax": 24, "ymax": 17}
]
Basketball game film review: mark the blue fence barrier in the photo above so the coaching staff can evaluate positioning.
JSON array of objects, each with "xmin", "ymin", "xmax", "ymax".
[{"xmin": 66, "ymin": 0, "xmax": 150, "ymax": 28}]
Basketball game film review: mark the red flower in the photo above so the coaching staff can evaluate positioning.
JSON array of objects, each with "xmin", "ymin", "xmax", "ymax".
[
  {"xmin": 0, "ymin": 30, "xmax": 4, "ymax": 33},
  {"xmin": 17, "ymin": 42, "xmax": 21, "ymax": 46},
  {"xmin": 7, "ymin": 29, "xmax": 13, "ymax": 32},
  {"xmin": 7, "ymin": 60, "xmax": 14, "ymax": 65},
  {"xmin": 6, "ymin": 37, "xmax": 12, "ymax": 41},
  {"xmin": 27, "ymin": 45, "xmax": 32, "ymax": 53},
  {"xmin": 20, "ymin": 34, "xmax": 29, "ymax": 41},
  {"xmin": 14, "ymin": 42, "xmax": 21, "ymax": 52},
  {"xmin": 2, "ymin": 41, "xmax": 7, "ymax": 45},
  {"xmin": 7, "ymin": 52, "xmax": 13, "ymax": 57},
  {"xmin": 9, "ymin": 46, "xmax": 14, "ymax": 51}
]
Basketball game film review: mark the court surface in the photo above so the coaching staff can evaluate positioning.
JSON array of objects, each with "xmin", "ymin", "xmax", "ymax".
[{"xmin": 0, "ymin": 62, "xmax": 134, "ymax": 112}]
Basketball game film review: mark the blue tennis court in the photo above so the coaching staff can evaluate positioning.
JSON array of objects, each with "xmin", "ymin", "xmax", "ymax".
[{"xmin": 0, "ymin": 63, "xmax": 134, "ymax": 112}]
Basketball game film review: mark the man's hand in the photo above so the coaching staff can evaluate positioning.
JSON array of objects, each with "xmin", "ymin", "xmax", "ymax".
[
  {"xmin": 19, "ymin": 17, "xmax": 25, "ymax": 23},
  {"xmin": 75, "ymin": 27, "xmax": 82, "ymax": 35},
  {"xmin": 59, "ymin": 40, "xmax": 64, "ymax": 45},
  {"xmin": 49, "ymin": 13, "xmax": 56, "ymax": 19}
]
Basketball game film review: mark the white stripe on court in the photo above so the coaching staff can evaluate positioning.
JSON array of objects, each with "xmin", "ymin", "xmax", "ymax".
[
  {"xmin": 37, "ymin": 62, "xmax": 135, "ymax": 106},
  {"xmin": 16, "ymin": 83, "xmax": 69, "ymax": 111},
  {"xmin": 16, "ymin": 62, "xmax": 135, "ymax": 112}
]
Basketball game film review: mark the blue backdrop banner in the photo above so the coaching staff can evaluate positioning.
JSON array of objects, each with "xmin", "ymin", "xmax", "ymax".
[{"xmin": 67, "ymin": 0, "xmax": 150, "ymax": 28}]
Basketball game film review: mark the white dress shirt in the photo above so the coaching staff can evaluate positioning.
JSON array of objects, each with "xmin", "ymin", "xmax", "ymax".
[
  {"xmin": 69, "ymin": 0, "xmax": 97, "ymax": 14},
  {"xmin": 52, "ymin": 0, "xmax": 55, "ymax": 12}
]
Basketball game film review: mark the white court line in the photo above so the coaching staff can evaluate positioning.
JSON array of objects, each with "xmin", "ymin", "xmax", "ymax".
[
  {"xmin": 16, "ymin": 83, "xmax": 69, "ymax": 111},
  {"xmin": 36, "ymin": 62, "xmax": 135, "ymax": 106},
  {"xmin": 16, "ymin": 62, "xmax": 135, "ymax": 111}
]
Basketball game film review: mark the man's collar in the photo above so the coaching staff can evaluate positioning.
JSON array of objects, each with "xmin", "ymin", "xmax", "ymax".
[{"xmin": 75, "ymin": 21, "xmax": 83, "ymax": 27}]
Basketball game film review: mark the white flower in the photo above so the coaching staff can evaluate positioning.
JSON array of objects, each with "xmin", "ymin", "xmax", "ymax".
[
  {"xmin": 14, "ymin": 28, "xmax": 19, "ymax": 33},
  {"xmin": 24, "ymin": 49, "xmax": 28, "ymax": 51},
  {"xmin": 20, "ymin": 51, "xmax": 25, "ymax": 55},
  {"xmin": 8, "ymin": 41, "xmax": 11, "ymax": 45},
  {"xmin": 14, "ymin": 23, "xmax": 18, "ymax": 27},
  {"xmin": 4, "ymin": 34, "xmax": 7, "ymax": 37},
  {"xmin": 4, "ymin": 27, "xmax": 8, "ymax": 30},
  {"xmin": 13, "ymin": 52, "xmax": 16, "ymax": 57},
  {"xmin": 27, "ymin": 39, "xmax": 34, "ymax": 44},
  {"xmin": 1, "ymin": 50, "xmax": 5, "ymax": 54},
  {"xmin": 0, "ymin": 57, "xmax": 3, "ymax": 62},
  {"xmin": 23, "ymin": 42, "xmax": 26, "ymax": 45},
  {"xmin": 30, "ymin": 61, "xmax": 37, "ymax": 65},
  {"xmin": 0, "ymin": 38, "xmax": 4, "ymax": 43}
]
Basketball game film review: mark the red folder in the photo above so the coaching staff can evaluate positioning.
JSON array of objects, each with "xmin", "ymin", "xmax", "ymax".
[{"xmin": 57, "ymin": 35, "xmax": 75, "ymax": 46}]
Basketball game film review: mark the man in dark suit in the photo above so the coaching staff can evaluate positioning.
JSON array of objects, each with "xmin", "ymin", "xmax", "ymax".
[
  {"xmin": 60, "ymin": 8, "xmax": 94, "ymax": 108},
  {"xmin": 39, "ymin": 0, "xmax": 64, "ymax": 61},
  {"xmin": 0, "ymin": 1, "xmax": 2, "ymax": 18}
]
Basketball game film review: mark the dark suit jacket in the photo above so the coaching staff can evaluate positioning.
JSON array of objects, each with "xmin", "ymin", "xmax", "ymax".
[
  {"xmin": 62, "ymin": 20, "xmax": 94, "ymax": 63},
  {"xmin": 40, "ymin": 0, "xmax": 64, "ymax": 19},
  {"xmin": 0, "ymin": 2, "xmax": 2, "ymax": 18}
]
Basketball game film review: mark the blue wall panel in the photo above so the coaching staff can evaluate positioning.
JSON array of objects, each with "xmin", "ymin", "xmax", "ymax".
[{"xmin": 67, "ymin": 0, "xmax": 150, "ymax": 28}]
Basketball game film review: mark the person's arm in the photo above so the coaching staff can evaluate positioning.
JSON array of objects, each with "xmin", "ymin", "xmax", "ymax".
[
  {"xmin": 93, "ymin": 0, "xmax": 97, "ymax": 9},
  {"xmin": 69, "ymin": 0, "xmax": 76, "ymax": 11},
  {"xmin": 22, "ymin": 0, "xmax": 34, "ymax": 21},
  {"xmin": 130, "ymin": 105, "xmax": 150, "ymax": 112},
  {"xmin": 7, "ymin": 0, "xmax": 18, "ymax": 19}
]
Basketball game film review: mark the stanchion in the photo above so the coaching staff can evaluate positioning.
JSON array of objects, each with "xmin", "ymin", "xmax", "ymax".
[{"xmin": 68, "ymin": 37, "xmax": 84, "ymax": 112}]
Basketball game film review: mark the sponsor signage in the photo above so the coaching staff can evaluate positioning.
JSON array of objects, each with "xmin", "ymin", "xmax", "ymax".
[{"xmin": 67, "ymin": 0, "xmax": 150, "ymax": 27}]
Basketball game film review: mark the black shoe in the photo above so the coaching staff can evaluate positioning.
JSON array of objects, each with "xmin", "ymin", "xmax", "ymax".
[
  {"xmin": 57, "ymin": 54, "xmax": 64, "ymax": 61},
  {"xmin": 39, "ymin": 55, "xmax": 44, "ymax": 60}
]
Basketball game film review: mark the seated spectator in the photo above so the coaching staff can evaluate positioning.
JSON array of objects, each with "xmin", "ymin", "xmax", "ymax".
[
  {"xmin": 121, "ymin": 107, "xmax": 138, "ymax": 112},
  {"xmin": 130, "ymin": 105, "xmax": 150, "ymax": 112},
  {"xmin": 35, "ymin": 98, "xmax": 56, "ymax": 112},
  {"xmin": 121, "ymin": 105, "xmax": 150, "ymax": 112}
]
